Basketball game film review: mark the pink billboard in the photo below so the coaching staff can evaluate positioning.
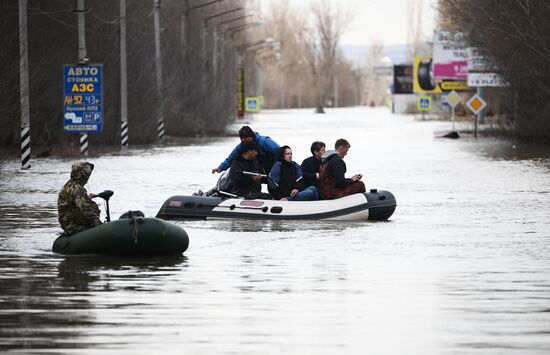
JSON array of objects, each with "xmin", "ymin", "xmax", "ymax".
[{"xmin": 434, "ymin": 61, "xmax": 468, "ymax": 80}]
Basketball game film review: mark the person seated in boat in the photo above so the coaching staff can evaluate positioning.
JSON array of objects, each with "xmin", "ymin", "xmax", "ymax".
[
  {"xmin": 300, "ymin": 141, "xmax": 326, "ymax": 189},
  {"xmin": 319, "ymin": 139, "xmax": 366, "ymax": 199},
  {"xmin": 212, "ymin": 125, "xmax": 280, "ymax": 175},
  {"xmin": 269, "ymin": 146, "xmax": 319, "ymax": 201},
  {"xmin": 57, "ymin": 161, "xmax": 102, "ymax": 236},
  {"xmin": 226, "ymin": 141, "xmax": 272, "ymax": 200}
]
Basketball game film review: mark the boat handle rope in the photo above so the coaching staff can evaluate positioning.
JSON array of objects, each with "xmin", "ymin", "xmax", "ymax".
[
  {"xmin": 131, "ymin": 216, "xmax": 144, "ymax": 243},
  {"xmin": 218, "ymin": 204, "xmax": 269, "ymax": 213}
]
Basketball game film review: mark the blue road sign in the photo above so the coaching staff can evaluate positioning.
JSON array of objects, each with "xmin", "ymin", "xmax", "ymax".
[
  {"xmin": 417, "ymin": 95, "xmax": 432, "ymax": 111},
  {"xmin": 63, "ymin": 64, "xmax": 103, "ymax": 133},
  {"xmin": 441, "ymin": 94, "xmax": 451, "ymax": 108}
]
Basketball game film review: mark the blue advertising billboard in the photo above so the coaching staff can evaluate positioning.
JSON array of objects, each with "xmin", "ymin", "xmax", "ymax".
[{"xmin": 63, "ymin": 64, "xmax": 103, "ymax": 132}]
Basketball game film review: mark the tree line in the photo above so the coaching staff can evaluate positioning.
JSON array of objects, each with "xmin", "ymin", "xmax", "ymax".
[
  {"xmin": 439, "ymin": 0, "xmax": 550, "ymax": 141},
  {"xmin": 0, "ymin": 0, "xmax": 248, "ymax": 156},
  {"xmin": 257, "ymin": 0, "xmax": 362, "ymax": 112}
]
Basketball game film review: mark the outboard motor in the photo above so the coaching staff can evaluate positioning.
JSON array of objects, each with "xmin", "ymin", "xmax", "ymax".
[
  {"xmin": 205, "ymin": 169, "xmax": 232, "ymax": 197},
  {"xmin": 92, "ymin": 190, "xmax": 113, "ymax": 222}
]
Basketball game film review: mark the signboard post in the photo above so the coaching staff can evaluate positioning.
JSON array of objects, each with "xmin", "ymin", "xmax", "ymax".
[
  {"xmin": 417, "ymin": 95, "xmax": 432, "ymax": 120},
  {"xmin": 466, "ymin": 94, "xmax": 487, "ymax": 137},
  {"xmin": 63, "ymin": 64, "xmax": 103, "ymax": 133},
  {"xmin": 237, "ymin": 68, "xmax": 245, "ymax": 118},
  {"xmin": 446, "ymin": 90, "xmax": 461, "ymax": 131}
]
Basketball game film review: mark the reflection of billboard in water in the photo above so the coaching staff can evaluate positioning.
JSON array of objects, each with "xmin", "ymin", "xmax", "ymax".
[{"xmin": 393, "ymin": 65, "xmax": 413, "ymax": 94}]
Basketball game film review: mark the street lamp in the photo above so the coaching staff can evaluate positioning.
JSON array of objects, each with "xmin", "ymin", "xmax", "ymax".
[
  {"xmin": 202, "ymin": 7, "xmax": 246, "ymax": 75},
  {"xmin": 227, "ymin": 21, "xmax": 264, "ymax": 38},
  {"xmin": 204, "ymin": 7, "xmax": 245, "ymax": 26},
  {"xmin": 238, "ymin": 37, "xmax": 274, "ymax": 52},
  {"xmin": 185, "ymin": 0, "xmax": 223, "ymax": 14},
  {"xmin": 180, "ymin": 0, "xmax": 225, "ymax": 49},
  {"xmin": 216, "ymin": 14, "xmax": 253, "ymax": 31}
]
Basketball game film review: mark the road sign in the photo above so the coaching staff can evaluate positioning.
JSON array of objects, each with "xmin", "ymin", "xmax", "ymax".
[
  {"xmin": 63, "ymin": 64, "xmax": 103, "ymax": 132},
  {"xmin": 466, "ymin": 94, "xmax": 487, "ymax": 114},
  {"xmin": 468, "ymin": 73, "xmax": 508, "ymax": 87},
  {"xmin": 439, "ymin": 80, "xmax": 469, "ymax": 91},
  {"xmin": 467, "ymin": 48, "xmax": 508, "ymax": 87},
  {"xmin": 446, "ymin": 90, "xmax": 461, "ymax": 108},
  {"xmin": 417, "ymin": 96, "xmax": 432, "ymax": 111},
  {"xmin": 245, "ymin": 97, "xmax": 261, "ymax": 113}
]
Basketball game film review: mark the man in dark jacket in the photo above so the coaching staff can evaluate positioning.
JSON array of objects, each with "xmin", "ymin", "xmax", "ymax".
[
  {"xmin": 319, "ymin": 139, "xmax": 366, "ymax": 199},
  {"xmin": 226, "ymin": 141, "xmax": 271, "ymax": 199},
  {"xmin": 57, "ymin": 161, "xmax": 102, "ymax": 235},
  {"xmin": 212, "ymin": 125, "xmax": 280, "ymax": 175},
  {"xmin": 300, "ymin": 141, "xmax": 326, "ymax": 188}
]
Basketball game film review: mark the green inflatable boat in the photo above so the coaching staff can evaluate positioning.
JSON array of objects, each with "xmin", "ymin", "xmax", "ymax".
[{"xmin": 53, "ymin": 190, "xmax": 189, "ymax": 256}]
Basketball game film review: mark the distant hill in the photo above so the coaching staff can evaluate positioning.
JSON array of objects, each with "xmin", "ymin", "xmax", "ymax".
[{"xmin": 340, "ymin": 44, "xmax": 411, "ymax": 66}]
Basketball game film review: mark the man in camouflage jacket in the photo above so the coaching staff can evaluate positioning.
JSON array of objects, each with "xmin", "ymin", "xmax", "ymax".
[{"xmin": 57, "ymin": 162, "xmax": 102, "ymax": 235}]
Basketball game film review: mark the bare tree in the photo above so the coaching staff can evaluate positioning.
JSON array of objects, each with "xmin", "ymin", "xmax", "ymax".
[
  {"xmin": 406, "ymin": 0, "xmax": 424, "ymax": 61},
  {"xmin": 306, "ymin": 0, "xmax": 352, "ymax": 113},
  {"xmin": 364, "ymin": 41, "xmax": 389, "ymax": 106}
]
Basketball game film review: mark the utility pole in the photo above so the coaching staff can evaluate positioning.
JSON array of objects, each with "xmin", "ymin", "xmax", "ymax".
[
  {"xmin": 180, "ymin": 12, "xmax": 187, "ymax": 54},
  {"xmin": 19, "ymin": 0, "xmax": 31, "ymax": 169},
  {"xmin": 76, "ymin": 0, "xmax": 88, "ymax": 156},
  {"xmin": 154, "ymin": 0, "xmax": 165, "ymax": 141},
  {"xmin": 212, "ymin": 27, "xmax": 218, "ymax": 76},
  {"xmin": 120, "ymin": 0, "xmax": 128, "ymax": 148},
  {"xmin": 333, "ymin": 73, "xmax": 339, "ymax": 107}
]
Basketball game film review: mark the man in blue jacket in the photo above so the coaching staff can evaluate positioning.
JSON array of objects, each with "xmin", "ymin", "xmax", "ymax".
[{"xmin": 212, "ymin": 126, "xmax": 280, "ymax": 175}]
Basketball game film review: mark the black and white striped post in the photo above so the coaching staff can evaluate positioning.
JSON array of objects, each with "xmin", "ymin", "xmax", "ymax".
[
  {"xmin": 80, "ymin": 133, "xmax": 89, "ymax": 155},
  {"xmin": 121, "ymin": 121, "xmax": 128, "ymax": 147},
  {"xmin": 157, "ymin": 119, "xmax": 165, "ymax": 140},
  {"xmin": 21, "ymin": 126, "xmax": 31, "ymax": 169},
  {"xmin": 19, "ymin": 0, "xmax": 31, "ymax": 169}
]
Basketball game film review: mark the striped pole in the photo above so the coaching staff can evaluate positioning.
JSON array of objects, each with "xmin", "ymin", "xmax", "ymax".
[
  {"xmin": 157, "ymin": 118, "xmax": 165, "ymax": 140},
  {"xmin": 121, "ymin": 121, "xmax": 128, "ymax": 147},
  {"xmin": 19, "ymin": 0, "xmax": 31, "ymax": 169},
  {"xmin": 77, "ymin": 0, "xmax": 89, "ymax": 156},
  {"xmin": 120, "ymin": 0, "xmax": 128, "ymax": 148},
  {"xmin": 80, "ymin": 133, "xmax": 88, "ymax": 156},
  {"xmin": 154, "ymin": 0, "xmax": 164, "ymax": 141},
  {"xmin": 21, "ymin": 126, "xmax": 31, "ymax": 169}
]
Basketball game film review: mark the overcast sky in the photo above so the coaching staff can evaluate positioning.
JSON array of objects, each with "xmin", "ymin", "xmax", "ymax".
[{"xmin": 258, "ymin": 0, "xmax": 438, "ymax": 46}]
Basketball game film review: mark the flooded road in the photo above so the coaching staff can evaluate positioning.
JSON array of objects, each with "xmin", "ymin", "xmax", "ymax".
[{"xmin": 1, "ymin": 107, "xmax": 550, "ymax": 354}]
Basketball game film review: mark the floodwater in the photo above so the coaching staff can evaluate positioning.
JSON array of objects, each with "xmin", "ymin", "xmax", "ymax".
[{"xmin": 1, "ymin": 107, "xmax": 550, "ymax": 354}]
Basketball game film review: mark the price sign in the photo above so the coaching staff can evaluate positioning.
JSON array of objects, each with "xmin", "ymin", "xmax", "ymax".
[{"xmin": 63, "ymin": 64, "xmax": 103, "ymax": 132}]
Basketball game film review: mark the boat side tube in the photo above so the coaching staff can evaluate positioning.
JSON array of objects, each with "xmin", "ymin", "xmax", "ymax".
[
  {"xmin": 157, "ymin": 189, "xmax": 396, "ymax": 221},
  {"xmin": 363, "ymin": 189, "xmax": 397, "ymax": 221}
]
